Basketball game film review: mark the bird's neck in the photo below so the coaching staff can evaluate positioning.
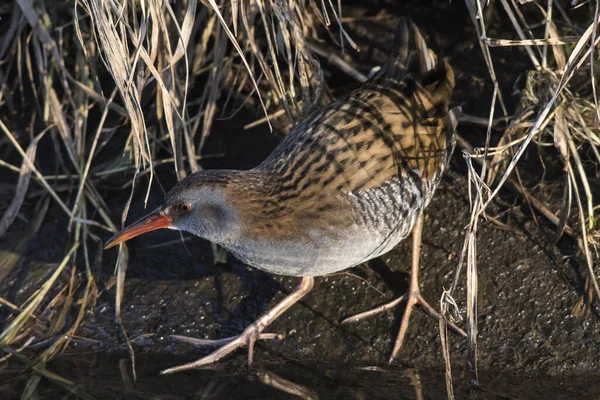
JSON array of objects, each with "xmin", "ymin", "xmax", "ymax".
[
  {"xmin": 219, "ymin": 169, "xmax": 281, "ymax": 201},
  {"xmin": 193, "ymin": 169, "xmax": 282, "ymax": 247}
]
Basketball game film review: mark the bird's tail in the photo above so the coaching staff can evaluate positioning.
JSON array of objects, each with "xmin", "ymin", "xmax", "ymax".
[
  {"xmin": 375, "ymin": 17, "xmax": 455, "ymax": 109},
  {"xmin": 376, "ymin": 17, "xmax": 435, "ymax": 79}
]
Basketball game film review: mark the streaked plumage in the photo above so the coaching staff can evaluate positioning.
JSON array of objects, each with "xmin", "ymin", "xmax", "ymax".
[
  {"xmin": 105, "ymin": 17, "xmax": 462, "ymax": 373},
  {"xmin": 163, "ymin": 20, "xmax": 458, "ymax": 276}
]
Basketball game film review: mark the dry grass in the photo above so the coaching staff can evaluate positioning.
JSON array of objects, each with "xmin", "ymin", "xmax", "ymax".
[
  {"xmin": 440, "ymin": 0, "xmax": 600, "ymax": 392},
  {"xmin": 0, "ymin": 0, "xmax": 599, "ymax": 397},
  {"xmin": 0, "ymin": 0, "xmax": 341, "ymax": 392}
]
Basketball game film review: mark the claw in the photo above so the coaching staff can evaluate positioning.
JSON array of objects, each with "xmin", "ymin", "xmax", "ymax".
[{"xmin": 160, "ymin": 277, "xmax": 314, "ymax": 374}]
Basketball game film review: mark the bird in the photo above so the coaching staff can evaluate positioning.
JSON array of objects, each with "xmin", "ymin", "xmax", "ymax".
[{"xmin": 105, "ymin": 17, "xmax": 464, "ymax": 374}]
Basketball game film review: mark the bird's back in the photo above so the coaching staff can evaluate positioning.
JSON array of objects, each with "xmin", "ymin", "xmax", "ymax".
[
  {"xmin": 260, "ymin": 18, "xmax": 457, "ymax": 201},
  {"xmin": 233, "ymin": 18, "xmax": 459, "ymax": 276}
]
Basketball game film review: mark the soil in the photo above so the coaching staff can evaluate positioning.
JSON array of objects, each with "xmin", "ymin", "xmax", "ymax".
[{"xmin": 2, "ymin": 1, "xmax": 600, "ymax": 399}]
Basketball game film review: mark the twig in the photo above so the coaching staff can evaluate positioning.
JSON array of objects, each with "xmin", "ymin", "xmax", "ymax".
[
  {"xmin": 306, "ymin": 41, "xmax": 368, "ymax": 82},
  {"xmin": 456, "ymin": 132, "xmax": 579, "ymax": 241},
  {"xmin": 485, "ymin": 36, "xmax": 582, "ymax": 46}
]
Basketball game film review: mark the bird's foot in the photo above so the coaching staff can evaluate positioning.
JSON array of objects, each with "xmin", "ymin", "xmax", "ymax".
[
  {"xmin": 387, "ymin": 288, "xmax": 465, "ymax": 363},
  {"xmin": 341, "ymin": 288, "xmax": 465, "ymax": 363},
  {"xmin": 161, "ymin": 323, "xmax": 283, "ymax": 375},
  {"xmin": 161, "ymin": 276, "xmax": 315, "ymax": 375}
]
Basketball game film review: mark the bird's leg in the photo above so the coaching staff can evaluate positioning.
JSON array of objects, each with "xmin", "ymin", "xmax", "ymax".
[
  {"xmin": 388, "ymin": 212, "xmax": 427, "ymax": 362},
  {"xmin": 161, "ymin": 276, "xmax": 314, "ymax": 374},
  {"xmin": 341, "ymin": 213, "xmax": 465, "ymax": 362}
]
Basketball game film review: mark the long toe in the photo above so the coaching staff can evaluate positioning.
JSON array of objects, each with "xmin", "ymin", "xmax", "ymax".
[
  {"xmin": 341, "ymin": 293, "xmax": 408, "ymax": 324},
  {"xmin": 389, "ymin": 293, "xmax": 419, "ymax": 363},
  {"xmin": 161, "ymin": 276, "xmax": 314, "ymax": 374},
  {"xmin": 169, "ymin": 334, "xmax": 238, "ymax": 347},
  {"xmin": 413, "ymin": 294, "xmax": 466, "ymax": 338},
  {"xmin": 161, "ymin": 325, "xmax": 277, "ymax": 374},
  {"xmin": 388, "ymin": 291, "xmax": 465, "ymax": 364},
  {"xmin": 169, "ymin": 333, "xmax": 283, "ymax": 347}
]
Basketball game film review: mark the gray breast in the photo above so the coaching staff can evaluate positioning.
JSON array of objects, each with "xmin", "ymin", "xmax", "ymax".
[{"xmin": 227, "ymin": 169, "xmax": 444, "ymax": 278}]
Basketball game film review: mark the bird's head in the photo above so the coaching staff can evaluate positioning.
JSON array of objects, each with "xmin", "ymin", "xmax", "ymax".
[{"xmin": 103, "ymin": 170, "xmax": 252, "ymax": 250}]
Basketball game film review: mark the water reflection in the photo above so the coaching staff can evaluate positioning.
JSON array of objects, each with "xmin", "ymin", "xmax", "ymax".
[
  {"xmin": 255, "ymin": 370, "xmax": 318, "ymax": 400},
  {"xmin": 3, "ymin": 352, "xmax": 600, "ymax": 399}
]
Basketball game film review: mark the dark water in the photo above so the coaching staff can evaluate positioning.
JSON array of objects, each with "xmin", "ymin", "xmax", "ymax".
[{"xmin": 4, "ymin": 352, "xmax": 600, "ymax": 399}]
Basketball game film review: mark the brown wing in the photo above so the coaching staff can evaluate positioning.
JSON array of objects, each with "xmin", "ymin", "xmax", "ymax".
[
  {"xmin": 260, "ymin": 59, "xmax": 455, "ymax": 192},
  {"xmin": 245, "ymin": 18, "xmax": 456, "ymax": 242}
]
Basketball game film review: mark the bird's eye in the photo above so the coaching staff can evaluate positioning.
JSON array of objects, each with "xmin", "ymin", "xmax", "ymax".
[{"xmin": 180, "ymin": 202, "xmax": 191, "ymax": 213}]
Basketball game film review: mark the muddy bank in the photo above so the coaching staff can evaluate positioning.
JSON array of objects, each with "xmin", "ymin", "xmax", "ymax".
[
  {"xmin": 69, "ymin": 169, "xmax": 599, "ymax": 377},
  {"xmin": 4, "ymin": 164, "xmax": 599, "ymax": 398}
]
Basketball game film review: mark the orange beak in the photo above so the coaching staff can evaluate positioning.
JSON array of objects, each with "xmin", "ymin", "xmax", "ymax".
[{"xmin": 104, "ymin": 207, "xmax": 173, "ymax": 249}]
